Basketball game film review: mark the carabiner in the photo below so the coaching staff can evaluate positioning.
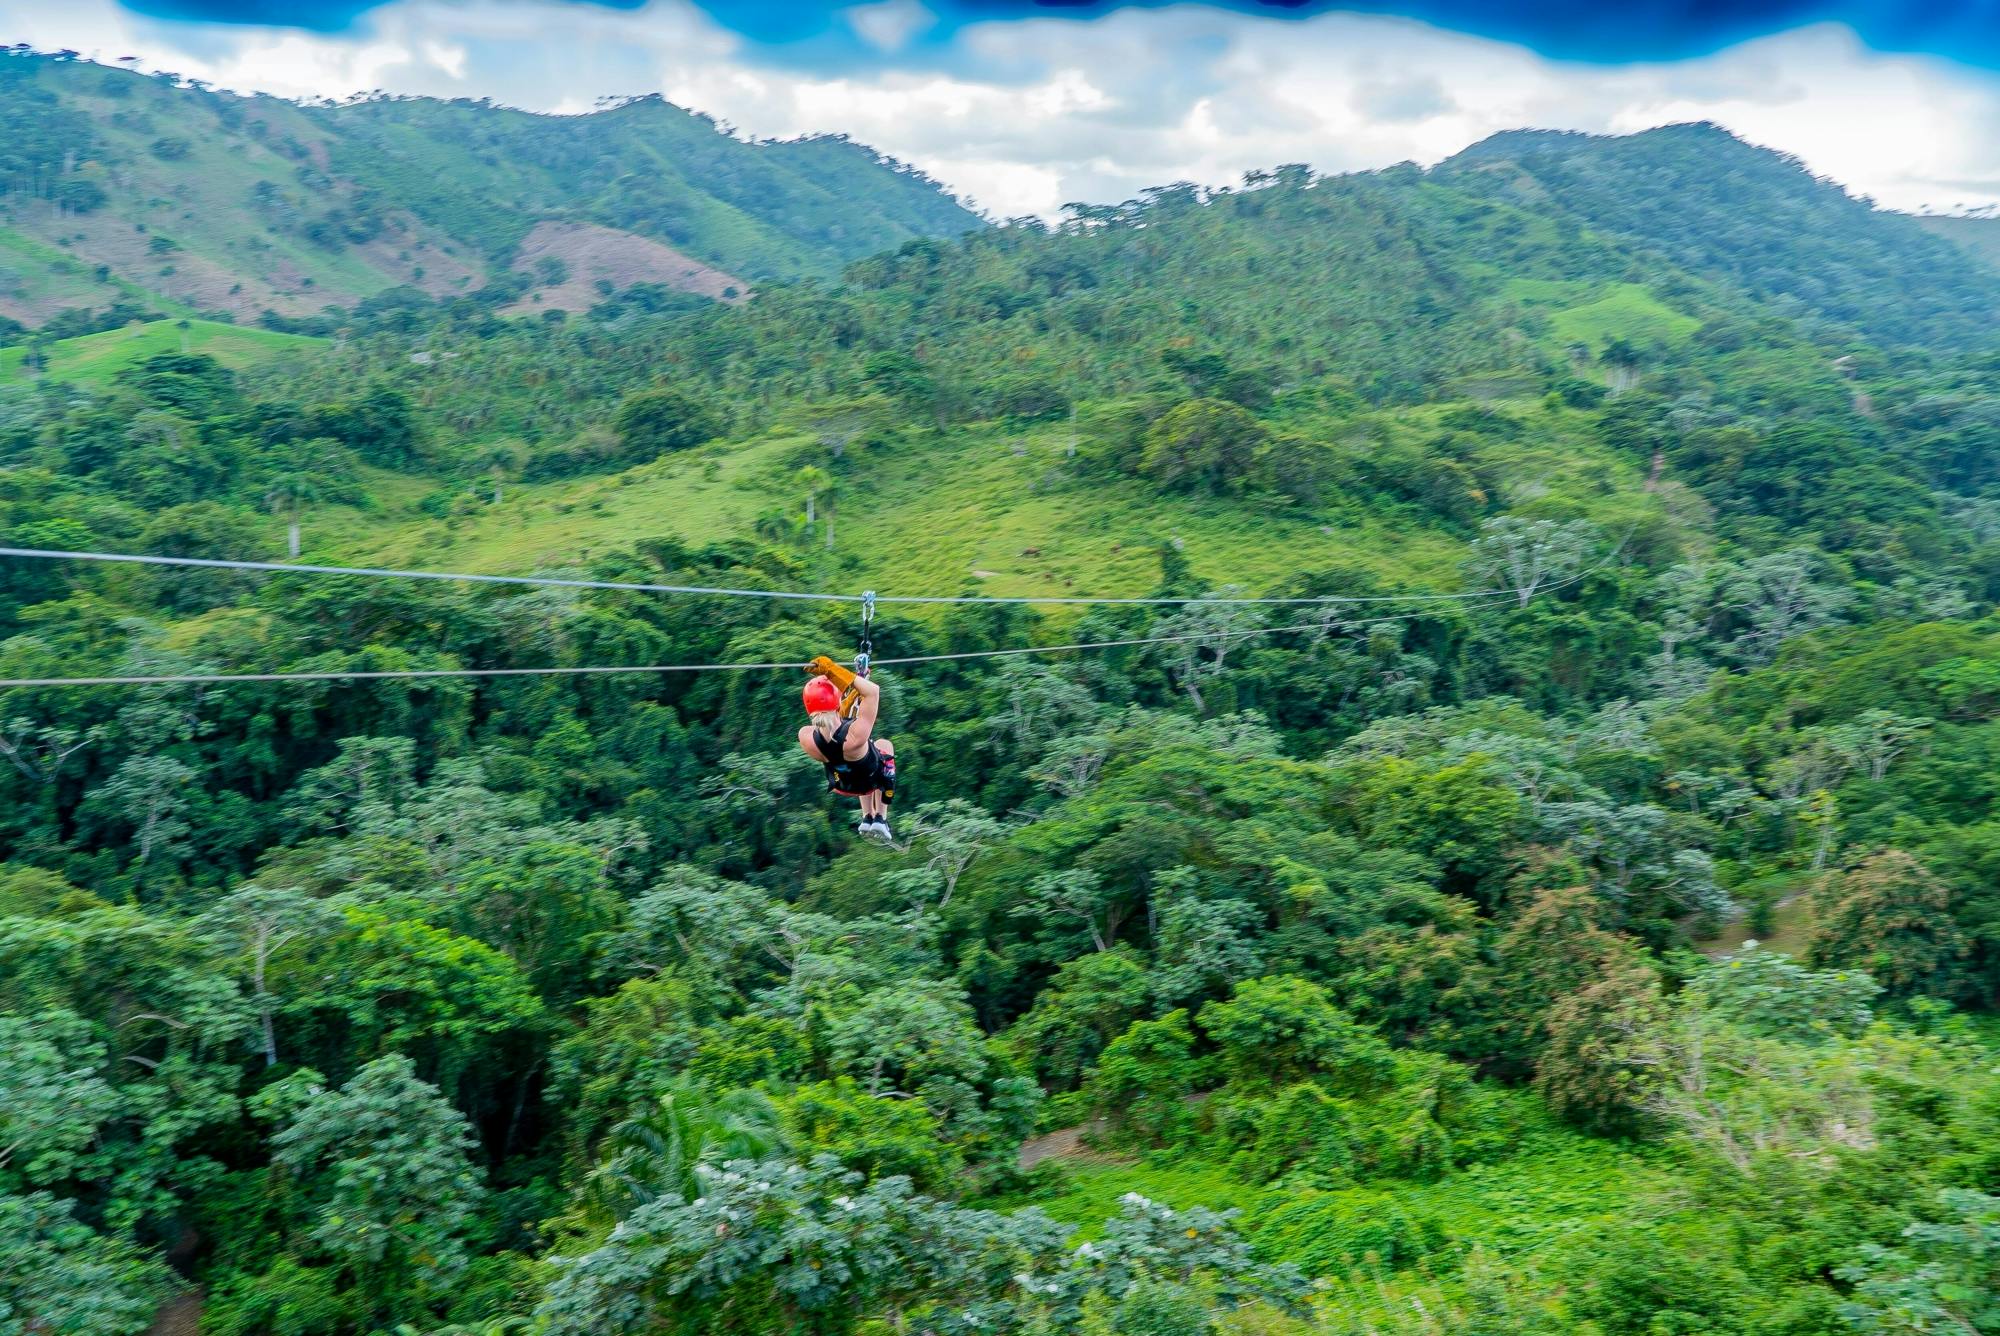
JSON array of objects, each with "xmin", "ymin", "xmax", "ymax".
[{"xmin": 858, "ymin": 590, "xmax": 876, "ymax": 668}]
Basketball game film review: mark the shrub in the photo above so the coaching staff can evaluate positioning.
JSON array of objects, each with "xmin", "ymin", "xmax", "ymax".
[
  {"xmin": 613, "ymin": 387, "xmax": 721, "ymax": 460},
  {"xmin": 1250, "ymin": 1189, "xmax": 1445, "ymax": 1275}
]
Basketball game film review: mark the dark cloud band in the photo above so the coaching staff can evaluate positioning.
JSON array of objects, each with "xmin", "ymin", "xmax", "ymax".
[{"xmin": 113, "ymin": 0, "xmax": 2000, "ymax": 68}]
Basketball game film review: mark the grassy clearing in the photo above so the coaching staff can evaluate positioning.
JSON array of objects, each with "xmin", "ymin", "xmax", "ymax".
[
  {"xmin": 998, "ymin": 1157, "xmax": 1250, "ymax": 1237},
  {"xmin": 1367, "ymin": 1130, "xmax": 1665, "ymax": 1262},
  {"xmin": 327, "ymin": 422, "xmax": 1480, "ymax": 608},
  {"xmin": 0, "ymin": 319, "xmax": 326, "ymax": 388},
  {"xmin": 987, "ymin": 1115, "xmax": 1664, "ymax": 1280},
  {"xmin": 311, "ymin": 393, "xmax": 1661, "ymax": 642},
  {"xmin": 1502, "ymin": 278, "xmax": 1702, "ymax": 353},
  {"xmin": 1548, "ymin": 283, "xmax": 1702, "ymax": 350}
]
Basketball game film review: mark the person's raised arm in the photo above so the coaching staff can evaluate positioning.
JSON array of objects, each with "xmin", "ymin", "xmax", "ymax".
[{"xmin": 845, "ymin": 673, "xmax": 881, "ymax": 753}]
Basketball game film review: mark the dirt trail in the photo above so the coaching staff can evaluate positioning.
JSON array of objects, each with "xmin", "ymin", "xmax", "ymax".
[
  {"xmin": 1018, "ymin": 1118, "xmax": 1114, "ymax": 1170},
  {"xmin": 148, "ymin": 1292, "xmax": 202, "ymax": 1336}
]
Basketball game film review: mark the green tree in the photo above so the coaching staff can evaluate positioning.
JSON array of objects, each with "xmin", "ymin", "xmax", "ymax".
[
  {"xmin": 1139, "ymin": 399, "xmax": 1266, "ymax": 495},
  {"xmin": 903, "ymin": 799, "xmax": 1009, "ymax": 910},
  {"xmin": 263, "ymin": 471, "xmax": 319, "ymax": 559},
  {"xmin": 796, "ymin": 464, "xmax": 831, "ymax": 532},
  {"xmin": 1152, "ymin": 888, "xmax": 1265, "ymax": 1009},
  {"xmin": 1198, "ymin": 976, "xmax": 1394, "ymax": 1094},
  {"xmin": 1838, "ymin": 1190, "xmax": 2000, "ymax": 1335},
  {"xmin": 1478, "ymin": 885, "xmax": 1640, "ymax": 1072},
  {"xmin": 588, "ymin": 1078, "xmax": 785, "ymax": 1221},
  {"xmin": 0, "ymin": 1191, "xmax": 172, "ymax": 1336},
  {"xmin": 536, "ymin": 1155, "xmax": 1066, "ymax": 1336},
  {"xmin": 1810, "ymin": 850, "xmax": 1970, "ymax": 1000},
  {"xmin": 1566, "ymin": 1231, "xmax": 1750, "ymax": 1335},
  {"xmin": 272, "ymin": 1054, "xmax": 484, "ymax": 1320},
  {"xmin": 1084, "ymin": 1010, "xmax": 1209, "ymax": 1146},
  {"xmin": 1464, "ymin": 516, "xmax": 1598, "ymax": 608},
  {"xmin": 77, "ymin": 755, "xmax": 194, "ymax": 894},
  {"xmin": 0, "ymin": 1011, "xmax": 113, "ymax": 1189},
  {"xmin": 194, "ymin": 885, "xmax": 345, "ymax": 1068},
  {"xmin": 1008, "ymin": 948, "xmax": 1152, "ymax": 1092},
  {"xmin": 1535, "ymin": 960, "xmax": 1663, "ymax": 1132},
  {"xmin": 779, "ymin": 1078, "xmax": 960, "ymax": 1192},
  {"xmin": 1027, "ymin": 869, "xmax": 1127, "ymax": 954},
  {"xmin": 612, "ymin": 387, "xmax": 719, "ymax": 460}
]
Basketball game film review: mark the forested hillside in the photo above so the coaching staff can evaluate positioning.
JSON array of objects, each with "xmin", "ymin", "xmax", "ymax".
[
  {"xmin": 1438, "ymin": 123, "xmax": 2000, "ymax": 349},
  {"xmin": 0, "ymin": 49, "xmax": 979, "ymax": 332},
  {"xmin": 3, "ymin": 104, "xmax": 2000, "ymax": 1336}
]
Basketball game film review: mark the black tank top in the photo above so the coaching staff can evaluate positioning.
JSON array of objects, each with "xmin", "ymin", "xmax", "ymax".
[{"xmin": 810, "ymin": 720, "xmax": 883, "ymax": 790}]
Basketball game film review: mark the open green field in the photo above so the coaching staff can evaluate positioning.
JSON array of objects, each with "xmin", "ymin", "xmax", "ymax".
[
  {"xmin": 1502, "ymin": 278, "xmax": 1703, "ymax": 353},
  {"xmin": 989, "ymin": 1116, "xmax": 1666, "ymax": 1275},
  {"xmin": 319, "ymin": 402, "xmax": 1645, "ymax": 611},
  {"xmin": 0, "ymin": 318, "xmax": 326, "ymax": 388}
]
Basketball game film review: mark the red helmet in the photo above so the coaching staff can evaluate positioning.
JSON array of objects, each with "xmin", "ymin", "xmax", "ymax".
[{"xmin": 802, "ymin": 677, "xmax": 842, "ymax": 714}]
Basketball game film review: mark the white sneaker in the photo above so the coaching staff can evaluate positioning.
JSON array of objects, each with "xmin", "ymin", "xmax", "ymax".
[{"xmin": 862, "ymin": 819, "xmax": 893, "ymax": 843}]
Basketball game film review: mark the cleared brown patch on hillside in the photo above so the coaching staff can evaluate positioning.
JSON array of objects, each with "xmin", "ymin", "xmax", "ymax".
[
  {"xmin": 3, "ymin": 201, "xmax": 486, "ymax": 322},
  {"xmin": 505, "ymin": 220, "xmax": 749, "ymax": 316},
  {"xmin": 352, "ymin": 213, "xmax": 484, "ymax": 298},
  {"xmin": 0, "ymin": 257, "xmax": 98, "ymax": 325},
  {"xmin": 11, "ymin": 204, "xmax": 296, "ymax": 317}
]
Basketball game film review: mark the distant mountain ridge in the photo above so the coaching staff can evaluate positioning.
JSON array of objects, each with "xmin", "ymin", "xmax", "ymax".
[
  {"xmin": 1435, "ymin": 122, "xmax": 2000, "ymax": 350},
  {"xmin": 0, "ymin": 51, "xmax": 983, "ymax": 330},
  {"xmin": 1915, "ymin": 214, "xmax": 2000, "ymax": 275}
]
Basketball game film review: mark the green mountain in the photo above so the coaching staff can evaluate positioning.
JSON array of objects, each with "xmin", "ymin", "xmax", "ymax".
[
  {"xmin": 0, "ymin": 51, "xmax": 981, "ymax": 332},
  {"xmin": 1916, "ymin": 212, "xmax": 2000, "ymax": 273},
  {"xmin": 1437, "ymin": 122, "xmax": 2000, "ymax": 349},
  {"xmin": 4, "ymin": 99, "xmax": 2000, "ymax": 1336}
]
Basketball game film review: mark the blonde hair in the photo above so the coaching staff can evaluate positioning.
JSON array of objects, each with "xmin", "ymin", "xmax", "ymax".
[{"xmin": 809, "ymin": 710, "xmax": 845, "ymax": 735}]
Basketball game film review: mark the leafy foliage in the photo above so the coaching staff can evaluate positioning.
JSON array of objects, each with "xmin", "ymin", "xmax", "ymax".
[{"xmin": 3, "ymin": 76, "xmax": 2000, "ymax": 1336}]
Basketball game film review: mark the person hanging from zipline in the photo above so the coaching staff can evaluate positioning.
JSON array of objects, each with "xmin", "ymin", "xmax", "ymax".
[{"xmin": 799, "ymin": 654, "xmax": 896, "ymax": 842}]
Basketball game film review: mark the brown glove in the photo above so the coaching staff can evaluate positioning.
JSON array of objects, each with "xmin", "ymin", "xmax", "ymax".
[{"xmin": 807, "ymin": 656, "xmax": 857, "ymax": 692}]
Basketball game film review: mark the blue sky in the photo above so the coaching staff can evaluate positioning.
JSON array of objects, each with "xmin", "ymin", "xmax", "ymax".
[{"xmin": 16, "ymin": 1, "xmax": 2000, "ymax": 216}]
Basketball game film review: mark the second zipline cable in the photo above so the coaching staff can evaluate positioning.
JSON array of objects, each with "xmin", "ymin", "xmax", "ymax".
[
  {"xmin": 0, "ymin": 544, "xmax": 1591, "ymax": 608},
  {"xmin": 0, "ymin": 601, "xmax": 1513, "ymax": 689}
]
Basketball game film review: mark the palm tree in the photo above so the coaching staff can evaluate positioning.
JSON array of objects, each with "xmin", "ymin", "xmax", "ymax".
[
  {"xmin": 263, "ymin": 473, "xmax": 319, "ymax": 559},
  {"xmin": 796, "ymin": 465, "xmax": 831, "ymax": 531},
  {"xmin": 586, "ymin": 1079, "xmax": 785, "ymax": 1222},
  {"xmin": 471, "ymin": 440, "xmax": 528, "ymax": 505}
]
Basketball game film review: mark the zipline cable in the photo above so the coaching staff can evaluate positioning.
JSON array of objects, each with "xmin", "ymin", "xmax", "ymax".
[
  {"xmin": 0, "ymin": 515, "xmax": 1639, "ymax": 690},
  {"xmin": 0, "ymin": 546, "xmax": 855, "ymax": 604},
  {"xmin": 0, "ymin": 597, "xmax": 1519, "ymax": 690},
  {"xmin": 0, "ymin": 543, "xmax": 1615, "ymax": 609}
]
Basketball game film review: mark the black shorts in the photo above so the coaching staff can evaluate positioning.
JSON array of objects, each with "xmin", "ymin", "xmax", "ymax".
[{"xmin": 830, "ymin": 747, "xmax": 895, "ymax": 801}]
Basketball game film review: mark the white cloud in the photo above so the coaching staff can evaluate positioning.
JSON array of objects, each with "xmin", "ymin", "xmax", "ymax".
[
  {"xmin": 844, "ymin": 0, "xmax": 935, "ymax": 55},
  {"xmin": 13, "ymin": 0, "xmax": 2000, "ymax": 217}
]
